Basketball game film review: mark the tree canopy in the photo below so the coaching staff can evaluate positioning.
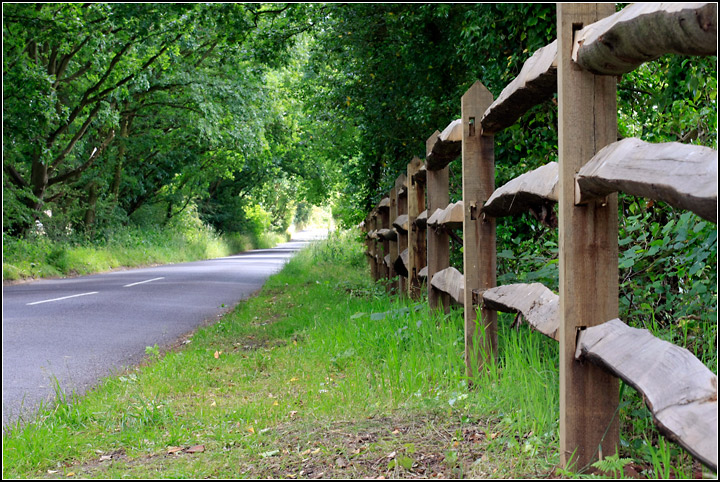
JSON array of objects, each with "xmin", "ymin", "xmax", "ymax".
[
  {"xmin": 3, "ymin": 3, "xmax": 717, "ymax": 237},
  {"xmin": 3, "ymin": 3, "xmax": 326, "ymax": 237}
]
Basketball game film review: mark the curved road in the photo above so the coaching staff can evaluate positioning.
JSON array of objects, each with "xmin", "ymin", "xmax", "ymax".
[{"xmin": 2, "ymin": 230, "xmax": 326, "ymax": 427}]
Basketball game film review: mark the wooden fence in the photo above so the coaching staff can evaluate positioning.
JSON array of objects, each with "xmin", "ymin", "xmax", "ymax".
[{"xmin": 361, "ymin": 3, "xmax": 717, "ymax": 473}]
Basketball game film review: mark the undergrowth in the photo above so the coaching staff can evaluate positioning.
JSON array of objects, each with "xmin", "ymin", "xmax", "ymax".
[
  {"xmin": 2, "ymin": 230, "xmax": 715, "ymax": 479},
  {"xmin": 2, "ymin": 222, "xmax": 287, "ymax": 282}
]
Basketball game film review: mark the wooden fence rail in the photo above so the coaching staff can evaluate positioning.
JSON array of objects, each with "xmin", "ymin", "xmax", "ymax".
[{"xmin": 361, "ymin": 2, "xmax": 717, "ymax": 473}]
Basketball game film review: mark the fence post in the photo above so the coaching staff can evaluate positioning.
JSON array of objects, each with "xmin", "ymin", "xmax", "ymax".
[
  {"xmin": 462, "ymin": 81, "xmax": 497, "ymax": 379},
  {"xmin": 426, "ymin": 131, "xmax": 451, "ymax": 312},
  {"xmin": 407, "ymin": 157, "xmax": 427, "ymax": 300},
  {"xmin": 395, "ymin": 174, "xmax": 408, "ymax": 296},
  {"xmin": 368, "ymin": 210, "xmax": 379, "ymax": 281},
  {"xmin": 378, "ymin": 197, "xmax": 390, "ymax": 282},
  {"xmin": 557, "ymin": 3, "xmax": 619, "ymax": 471},
  {"xmin": 389, "ymin": 186, "xmax": 399, "ymax": 293},
  {"xmin": 362, "ymin": 216, "xmax": 371, "ymax": 275}
]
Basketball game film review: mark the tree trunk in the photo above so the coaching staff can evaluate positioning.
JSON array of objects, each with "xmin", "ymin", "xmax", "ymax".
[{"xmin": 83, "ymin": 181, "xmax": 99, "ymax": 233}]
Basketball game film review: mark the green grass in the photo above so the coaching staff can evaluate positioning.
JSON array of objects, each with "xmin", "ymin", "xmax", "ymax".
[
  {"xmin": 2, "ymin": 226, "xmax": 288, "ymax": 282},
  {"xmin": 2, "ymin": 231, "xmax": 560, "ymax": 478},
  {"xmin": 3, "ymin": 231, "xmax": 711, "ymax": 479}
]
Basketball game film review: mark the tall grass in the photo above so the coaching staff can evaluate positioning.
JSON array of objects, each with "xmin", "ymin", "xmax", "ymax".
[
  {"xmin": 261, "ymin": 229, "xmax": 561, "ymax": 450},
  {"xmin": 2, "ymin": 223, "xmax": 288, "ymax": 281},
  {"xmin": 4, "ymin": 230, "xmax": 561, "ymax": 478}
]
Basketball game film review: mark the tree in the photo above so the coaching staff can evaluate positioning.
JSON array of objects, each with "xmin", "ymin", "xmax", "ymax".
[
  {"xmin": 300, "ymin": 4, "xmax": 557, "ymax": 226},
  {"xmin": 3, "ymin": 3, "xmax": 327, "ymax": 236},
  {"xmin": 4, "ymin": 4, "xmax": 190, "ymax": 231}
]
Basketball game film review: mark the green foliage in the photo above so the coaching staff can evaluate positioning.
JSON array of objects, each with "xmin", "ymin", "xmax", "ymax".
[
  {"xmin": 590, "ymin": 453, "xmax": 635, "ymax": 478},
  {"xmin": 3, "ymin": 3, "xmax": 333, "ymax": 241},
  {"xmin": 614, "ymin": 51, "xmax": 717, "ymax": 373},
  {"xmin": 619, "ymin": 202, "xmax": 717, "ymax": 328},
  {"xmin": 301, "ymin": 4, "xmax": 556, "ymax": 226},
  {"xmin": 2, "ymin": 179, "xmax": 37, "ymax": 233},
  {"xmin": 3, "ymin": 7, "xmax": 717, "ymax": 475},
  {"xmin": 618, "ymin": 55, "xmax": 717, "ymax": 147},
  {"xmin": 2, "ymin": 205, "xmax": 268, "ymax": 281},
  {"xmin": 242, "ymin": 204, "xmax": 272, "ymax": 240},
  {"xmin": 307, "ymin": 6, "xmax": 716, "ymax": 476},
  {"xmin": 639, "ymin": 435, "xmax": 693, "ymax": 479},
  {"xmin": 145, "ymin": 344, "xmax": 161, "ymax": 361},
  {"xmin": 305, "ymin": 229, "xmax": 365, "ymax": 269}
]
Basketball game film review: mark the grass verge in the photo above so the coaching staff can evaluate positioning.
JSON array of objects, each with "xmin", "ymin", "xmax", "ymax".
[
  {"xmin": 2, "ymin": 226, "xmax": 288, "ymax": 282},
  {"xmin": 2, "ymin": 231, "xmax": 707, "ymax": 479}
]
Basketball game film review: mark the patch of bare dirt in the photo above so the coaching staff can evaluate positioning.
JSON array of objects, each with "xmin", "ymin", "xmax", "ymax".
[{"xmin": 245, "ymin": 414, "xmax": 493, "ymax": 479}]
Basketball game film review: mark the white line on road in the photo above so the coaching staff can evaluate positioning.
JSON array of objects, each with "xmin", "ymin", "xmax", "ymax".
[
  {"xmin": 123, "ymin": 277, "xmax": 164, "ymax": 288},
  {"xmin": 26, "ymin": 291, "xmax": 99, "ymax": 306}
]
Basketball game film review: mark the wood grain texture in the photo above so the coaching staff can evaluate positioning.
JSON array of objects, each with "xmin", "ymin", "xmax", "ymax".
[
  {"xmin": 408, "ymin": 156, "xmax": 426, "ymax": 299},
  {"xmin": 483, "ymin": 162, "xmax": 559, "ymax": 220},
  {"xmin": 362, "ymin": 217, "xmax": 372, "ymax": 275},
  {"xmin": 428, "ymin": 201, "xmax": 464, "ymax": 231},
  {"xmin": 396, "ymin": 174, "xmax": 409, "ymax": 293},
  {"xmin": 426, "ymin": 119, "xmax": 463, "ymax": 170},
  {"xmin": 379, "ymin": 197, "xmax": 390, "ymax": 281},
  {"xmin": 396, "ymin": 173, "xmax": 408, "ymax": 196},
  {"xmin": 413, "ymin": 165, "xmax": 427, "ymax": 184},
  {"xmin": 573, "ymin": 3, "xmax": 717, "ymax": 75},
  {"xmin": 368, "ymin": 213, "xmax": 379, "ymax": 281},
  {"xmin": 482, "ymin": 283, "xmax": 559, "ymax": 341},
  {"xmin": 426, "ymin": 208, "xmax": 443, "ymax": 228},
  {"xmin": 375, "ymin": 228, "xmax": 397, "ymax": 241},
  {"xmin": 393, "ymin": 214, "xmax": 409, "ymax": 233},
  {"xmin": 481, "ymin": 40, "xmax": 558, "ymax": 134},
  {"xmin": 575, "ymin": 138, "xmax": 717, "ymax": 222},
  {"xmin": 558, "ymin": 3, "xmax": 619, "ymax": 470},
  {"xmin": 462, "ymin": 81, "xmax": 497, "ymax": 379},
  {"xmin": 426, "ymin": 130, "xmax": 451, "ymax": 312},
  {"xmin": 389, "ymin": 186, "xmax": 399, "ymax": 292},
  {"xmin": 429, "ymin": 267, "xmax": 464, "ymax": 306},
  {"xmin": 576, "ymin": 318, "xmax": 717, "ymax": 471}
]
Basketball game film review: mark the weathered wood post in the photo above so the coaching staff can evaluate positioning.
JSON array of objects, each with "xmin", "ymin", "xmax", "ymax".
[
  {"xmin": 368, "ymin": 209, "xmax": 379, "ymax": 282},
  {"xmin": 395, "ymin": 173, "xmax": 408, "ymax": 296},
  {"xmin": 426, "ymin": 131, "xmax": 451, "ymax": 312},
  {"xmin": 389, "ymin": 186, "xmax": 399, "ymax": 293},
  {"xmin": 408, "ymin": 157, "xmax": 427, "ymax": 300},
  {"xmin": 558, "ymin": 3, "xmax": 619, "ymax": 470},
  {"xmin": 378, "ymin": 197, "xmax": 390, "ymax": 282},
  {"xmin": 361, "ymin": 217, "xmax": 370, "ymax": 274},
  {"xmin": 462, "ymin": 81, "xmax": 497, "ymax": 379}
]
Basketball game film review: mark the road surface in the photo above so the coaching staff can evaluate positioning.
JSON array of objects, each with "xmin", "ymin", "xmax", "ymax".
[{"xmin": 2, "ymin": 229, "xmax": 327, "ymax": 427}]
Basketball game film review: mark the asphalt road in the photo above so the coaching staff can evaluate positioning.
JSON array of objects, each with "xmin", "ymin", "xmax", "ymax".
[{"xmin": 2, "ymin": 229, "xmax": 327, "ymax": 427}]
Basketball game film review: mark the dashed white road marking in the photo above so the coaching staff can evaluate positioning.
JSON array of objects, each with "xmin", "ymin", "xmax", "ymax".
[
  {"xmin": 123, "ymin": 277, "xmax": 164, "ymax": 288},
  {"xmin": 26, "ymin": 292, "xmax": 99, "ymax": 306}
]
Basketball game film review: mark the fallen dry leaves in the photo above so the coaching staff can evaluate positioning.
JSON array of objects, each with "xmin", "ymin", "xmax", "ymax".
[{"xmin": 166, "ymin": 445, "xmax": 205, "ymax": 455}]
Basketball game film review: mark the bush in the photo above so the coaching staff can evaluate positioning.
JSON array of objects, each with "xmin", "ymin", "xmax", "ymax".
[
  {"xmin": 243, "ymin": 204, "xmax": 272, "ymax": 239},
  {"xmin": 2, "ymin": 203, "xmax": 287, "ymax": 281}
]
